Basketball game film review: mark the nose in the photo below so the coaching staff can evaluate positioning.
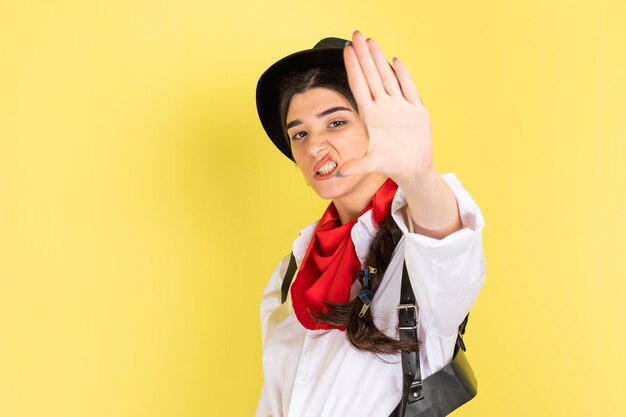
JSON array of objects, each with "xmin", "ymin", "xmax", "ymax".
[{"xmin": 305, "ymin": 131, "xmax": 329, "ymax": 158}]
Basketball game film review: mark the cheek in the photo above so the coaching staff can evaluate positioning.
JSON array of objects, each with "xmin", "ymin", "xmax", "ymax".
[
  {"xmin": 290, "ymin": 145, "xmax": 303, "ymax": 163},
  {"xmin": 335, "ymin": 129, "xmax": 368, "ymax": 156},
  {"xmin": 291, "ymin": 153, "xmax": 310, "ymax": 176}
]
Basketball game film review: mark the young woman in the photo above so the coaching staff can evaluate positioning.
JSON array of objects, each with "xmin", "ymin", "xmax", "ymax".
[{"xmin": 254, "ymin": 31, "xmax": 486, "ymax": 417}]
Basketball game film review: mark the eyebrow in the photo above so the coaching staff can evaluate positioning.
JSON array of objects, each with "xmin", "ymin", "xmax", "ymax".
[{"xmin": 286, "ymin": 106, "xmax": 353, "ymax": 131}]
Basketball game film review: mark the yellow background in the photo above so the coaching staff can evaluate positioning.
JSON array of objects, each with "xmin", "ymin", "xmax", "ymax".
[{"xmin": 1, "ymin": 0, "xmax": 624, "ymax": 416}]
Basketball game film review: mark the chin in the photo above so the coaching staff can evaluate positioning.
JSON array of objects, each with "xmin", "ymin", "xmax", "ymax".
[
  {"xmin": 309, "ymin": 177, "xmax": 356, "ymax": 200},
  {"xmin": 310, "ymin": 186, "xmax": 340, "ymax": 201}
]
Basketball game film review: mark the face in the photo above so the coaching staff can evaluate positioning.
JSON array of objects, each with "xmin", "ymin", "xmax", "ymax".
[{"xmin": 285, "ymin": 87, "xmax": 380, "ymax": 203}]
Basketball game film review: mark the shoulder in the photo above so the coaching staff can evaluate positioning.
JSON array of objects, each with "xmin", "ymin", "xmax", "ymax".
[
  {"xmin": 290, "ymin": 220, "xmax": 319, "ymax": 267},
  {"xmin": 261, "ymin": 219, "xmax": 317, "ymax": 302}
]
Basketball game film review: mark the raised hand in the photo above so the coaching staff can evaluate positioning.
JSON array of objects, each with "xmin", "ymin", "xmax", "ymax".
[{"xmin": 338, "ymin": 31, "xmax": 436, "ymax": 186}]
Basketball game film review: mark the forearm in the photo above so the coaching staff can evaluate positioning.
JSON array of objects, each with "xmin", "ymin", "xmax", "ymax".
[{"xmin": 396, "ymin": 167, "xmax": 462, "ymax": 240}]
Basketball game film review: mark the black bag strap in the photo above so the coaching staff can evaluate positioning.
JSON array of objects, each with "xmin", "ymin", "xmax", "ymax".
[
  {"xmin": 397, "ymin": 261, "xmax": 423, "ymax": 416},
  {"xmin": 280, "ymin": 253, "xmax": 298, "ymax": 304},
  {"xmin": 397, "ymin": 260, "xmax": 469, "ymax": 417}
]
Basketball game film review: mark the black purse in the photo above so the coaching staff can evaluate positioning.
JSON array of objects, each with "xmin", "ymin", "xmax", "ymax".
[
  {"xmin": 388, "ymin": 262, "xmax": 477, "ymax": 417},
  {"xmin": 279, "ymin": 253, "xmax": 478, "ymax": 417}
]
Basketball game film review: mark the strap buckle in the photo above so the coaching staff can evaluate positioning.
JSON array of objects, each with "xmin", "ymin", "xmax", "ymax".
[{"xmin": 397, "ymin": 304, "xmax": 417, "ymax": 330}]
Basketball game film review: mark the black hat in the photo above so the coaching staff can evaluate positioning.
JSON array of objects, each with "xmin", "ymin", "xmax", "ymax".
[{"xmin": 256, "ymin": 37, "xmax": 348, "ymax": 161}]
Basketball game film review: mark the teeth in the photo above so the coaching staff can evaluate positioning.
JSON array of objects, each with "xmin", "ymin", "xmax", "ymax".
[{"xmin": 317, "ymin": 161, "xmax": 337, "ymax": 175}]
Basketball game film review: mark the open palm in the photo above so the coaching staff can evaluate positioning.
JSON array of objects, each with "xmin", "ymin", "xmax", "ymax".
[{"xmin": 338, "ymin": 31, "xmax": 435, "ymax": 185}]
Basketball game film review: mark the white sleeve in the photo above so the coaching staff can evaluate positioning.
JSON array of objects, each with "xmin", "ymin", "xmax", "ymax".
[
  {"xmin": 254, "ymin": 383, "xmax": 273, "ymax": 417},
  {"xmin": 260, "ymin": 254, "xmax": 291, "ymax": 348},
  {"xmin": 256, "ymin": 256, "xmax": 290, "ymax": 417},
  {"xmin": 396, "ymin": 172, "xmax": 486, "ymax": 337}
]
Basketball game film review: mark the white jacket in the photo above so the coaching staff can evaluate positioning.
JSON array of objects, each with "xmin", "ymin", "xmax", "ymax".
[{"xmin": 256, "ymin": 173, "xmax": 486, "ymax": 417}]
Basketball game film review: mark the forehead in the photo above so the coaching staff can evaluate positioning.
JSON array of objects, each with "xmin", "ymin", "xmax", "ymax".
[{"xmin": 286, "ymin": 87, "xmax": 353, "ymax": 119}]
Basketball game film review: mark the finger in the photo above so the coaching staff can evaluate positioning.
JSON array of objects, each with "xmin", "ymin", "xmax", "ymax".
[
  {"xmin": 343, "ymin": 44, "xmax": 373, "ymax": 106},
  {"xmin": 367, "ymin": 38, "xmax": 402, "ymax": 97},
  {"xmin": 392, "ymin": 57, "xmax": 423, "ymax": 106},
  {"xmin": 350, "ymin": 31, "xmax": 386, "ymax": 99},
  {"xmin": 336, "ymin": 154, "xmax": 379, "ymax": 177}
]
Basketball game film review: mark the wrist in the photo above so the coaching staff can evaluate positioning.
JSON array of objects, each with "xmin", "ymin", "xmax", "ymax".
[{"xmin": 394, "ymin": 164, "xmax": 439, "ymax": 194}]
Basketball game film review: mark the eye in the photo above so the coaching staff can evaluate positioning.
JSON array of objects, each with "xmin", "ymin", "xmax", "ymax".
[
  {"xmin": 328, "ymin": 120, "xmax": 347, "ymax": 128},
  {"xmin": 290, "ymin": 130, "xmax": 307, "ymax": 141}
]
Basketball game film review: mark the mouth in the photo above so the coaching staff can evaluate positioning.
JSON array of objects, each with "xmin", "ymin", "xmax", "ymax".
[{"xmin": 312, "ymin": 156, "xmax": 339, "ymax": 180}]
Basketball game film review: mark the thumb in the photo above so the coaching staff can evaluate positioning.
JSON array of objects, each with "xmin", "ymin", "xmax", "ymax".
[{"xmin": 335, "ymin": 155, "xmax": 378, "ymax": 177}]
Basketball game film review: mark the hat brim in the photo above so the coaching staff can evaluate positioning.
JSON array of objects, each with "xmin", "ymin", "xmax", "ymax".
[{"xmin": 256, "ymin": 41, "xmax": 347, "ymax": 161}]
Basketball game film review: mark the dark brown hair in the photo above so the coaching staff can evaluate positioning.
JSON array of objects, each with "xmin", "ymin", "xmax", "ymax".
[{"xmin": 279, "ymin": 67, "xmax": 421, "ymax": 355}]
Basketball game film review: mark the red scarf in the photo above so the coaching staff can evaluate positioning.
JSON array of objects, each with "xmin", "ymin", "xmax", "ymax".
[{"xmin": 291, "ymin": 179, "xmax": 398, "ymax": 331}]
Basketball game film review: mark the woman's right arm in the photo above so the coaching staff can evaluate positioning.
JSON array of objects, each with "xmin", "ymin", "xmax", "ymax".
[{"xmin": 394, "ymin": 173, "xmax": 486, "ymax": 338}]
